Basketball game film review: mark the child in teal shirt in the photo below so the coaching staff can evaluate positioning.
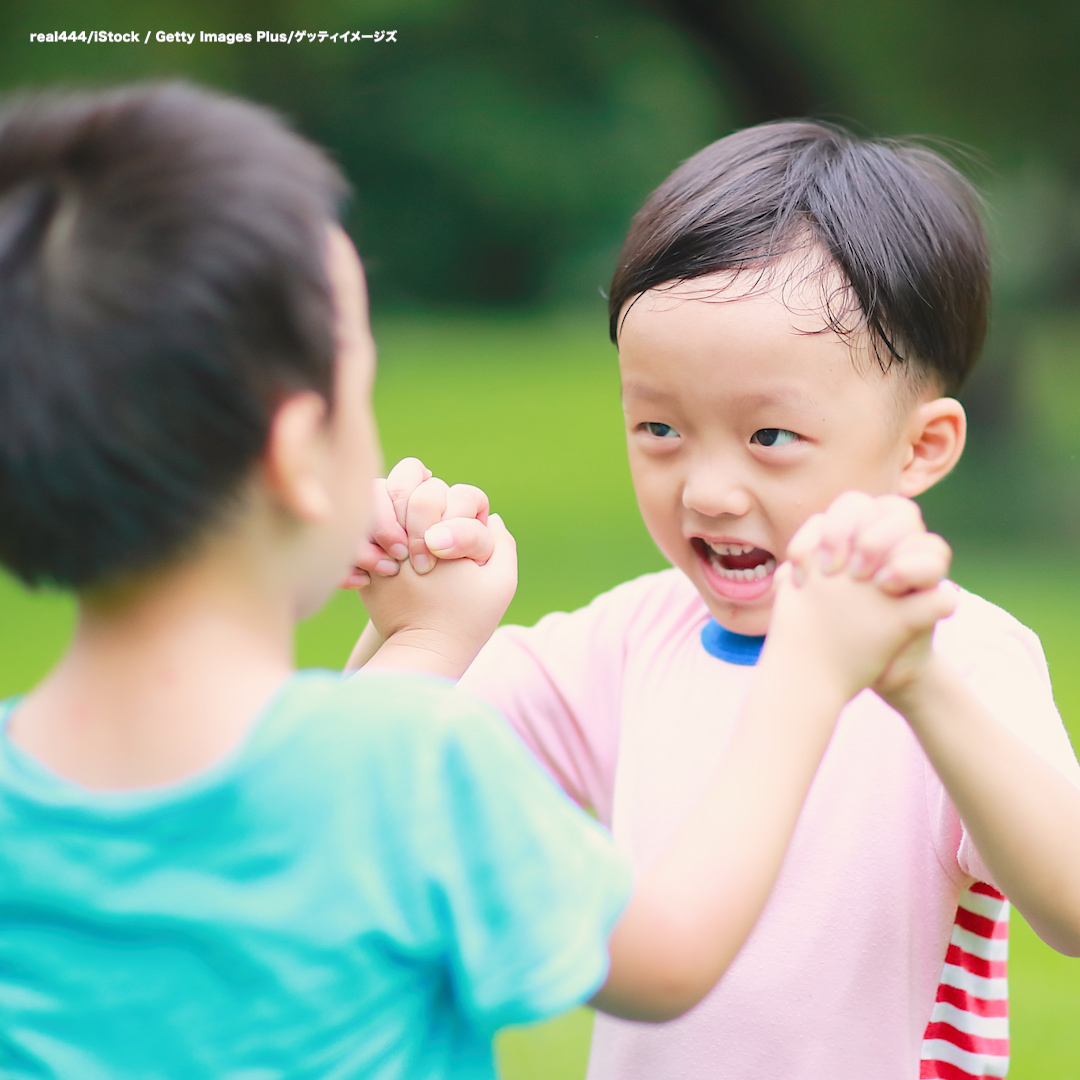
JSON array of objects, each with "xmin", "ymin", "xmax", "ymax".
[{"xmin": 0, "ymin": 82, "xmax": 955, "ymax": 1078}]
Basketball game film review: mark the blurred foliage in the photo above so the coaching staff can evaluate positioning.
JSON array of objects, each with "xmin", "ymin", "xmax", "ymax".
[
  {"xmin": 4, "ymin": 0, "xmax": 1080, "ymax": 539},
  {"xmin": 0, "ymin": 0, "xmax": 727, "ymax": 306},
  {"xmin": 1, "ymin": 7, "xmax": 1078, "ymax": 1074},
  {"xmin": 3, "ymin": 318, "xmax": 1079, "ymax": 1078}
]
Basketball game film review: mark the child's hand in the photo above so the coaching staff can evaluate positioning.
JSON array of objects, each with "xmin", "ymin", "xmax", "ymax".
[
  {"xmin": 786, "ymin": 491, "xmax": 951, "ymax": 596},
  {"xmin": 769, "ymin": 492, "xmax": 956, "ymax": 703},
  {"xmin": 343, "ymin": 457, "xmax": 494, "ymax": 587},
  {"xmin": 357, "ymin": 512, "xmax": 517, "ymax": 679}
]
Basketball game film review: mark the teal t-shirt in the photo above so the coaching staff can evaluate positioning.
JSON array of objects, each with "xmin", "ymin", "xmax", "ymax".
[{"xmin": 0, "ymin": 671, "xmax": 632, "ymax": 1079}]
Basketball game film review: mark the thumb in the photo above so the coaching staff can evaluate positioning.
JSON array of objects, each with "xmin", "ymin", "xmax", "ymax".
[{"xmin": 424, "ymin": 518, "xmax": 495, "ymax": 564}]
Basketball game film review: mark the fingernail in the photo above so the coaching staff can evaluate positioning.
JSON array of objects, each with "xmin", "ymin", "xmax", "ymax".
[
  {"xmin": 792, "ymin": 563, "xmax": 806, "ymax": 588},
  {"xmin": 848, "ymin": 552, "xmax": 869, "ymax": 578},
  {"xmin": 413, "ymin": 552, "xmax": 433, "ymax": 574},
  {"xmin": 426, "ymin": 525, "xmax": 453, "ymax": 553},
  {"xmin": 388, "ymin": 543, "xmax": 408, "ymax": 560},
  {"xmin": 817, "ymin": 548, "xmax": 840, "ymax": 574},
  {"xmin": 374, "ymin": 559, "xmax": 399, "ymax": 576}
]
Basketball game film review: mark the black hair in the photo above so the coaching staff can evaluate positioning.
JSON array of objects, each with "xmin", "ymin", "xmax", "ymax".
[
  {"xmin": 0, "ymin": 82, "xmax": 347, "ymax": 589},
  {"xmin": 608, "ymin": 121, "xmax": 990, "ymax": 394}
]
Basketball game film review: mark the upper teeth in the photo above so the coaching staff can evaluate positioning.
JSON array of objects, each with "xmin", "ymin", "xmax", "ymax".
[{"xmin": 707, "ymin": 542, "xmax": 758, "ymax": 556}]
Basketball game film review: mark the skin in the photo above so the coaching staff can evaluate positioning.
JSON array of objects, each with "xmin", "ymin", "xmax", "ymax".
[
  {"xmin": 614, "ymin": 265, "xmax": 1080, "ymax": 952},
  {"xmin": 7, "ymin": 228, "xmax": 383, "ymax": 788},
  {"xmin": 354, "ymin": 484, "xmax": 958, "ymax": 1020},
  {"xmin": 352, "ymin": 254, "xmax": 1080, "ymax": 994},
  {"xmin": 4, "ymin": 221, "xmax": 966, "ymax": 1030},
  {"xmin": 616, "ymin": 261, "xmax": 966, "ymax": 636},
  {"xmin": 343, "ymin": 255, "xmax": 970, "ymax": 1018}
]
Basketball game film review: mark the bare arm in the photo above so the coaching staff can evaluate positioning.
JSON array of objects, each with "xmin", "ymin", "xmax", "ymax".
[
  {"xmin": 351, "ymin": 475, "xmax": 963, "ymax": 1017},
  {"xmin": 592, "ymin": 642, "xmax": 845, "ymax": 1018},
  {"xmin": 593, "ymin": 558, "xmax": 956, "ymax": 1021},
  {"xmin": 800, "ymin": 490, "xmax": 1080, "ymax": 957},
  {"xmin": 885, "ymin": 658, "xmax": 1080, "ymax": 956},
  {"xmin": 350, "ymin": 513, "xmax": 516, "ymax": 681}
]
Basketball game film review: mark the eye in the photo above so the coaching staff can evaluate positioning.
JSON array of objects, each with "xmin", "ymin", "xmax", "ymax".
[
  {"xmin": 642, "ymin": 422, "xmax": 679, "ymax": 438},
  {"xmin": 750, "ymin": 428, "xmax": 799, "ymax": 447}
]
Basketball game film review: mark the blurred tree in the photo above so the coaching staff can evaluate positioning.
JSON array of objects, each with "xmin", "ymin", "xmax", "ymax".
[
  {"xmin": 642, "ymin": 0, "xmax": 830, "ymax": 120},
  {"xmin": 3, "ymin": 0, "xmax": 1080, "ymax": 538}
]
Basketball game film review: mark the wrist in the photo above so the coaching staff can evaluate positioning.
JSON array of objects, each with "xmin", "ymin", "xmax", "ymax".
[
  {"xmin": 758, "ymin": 627, "xmax": 860, "ymax": 716},
  {"xmin": 363, "ymin": 626, "xmax": 478, "ymax": 681},
  {"xmin": 877, "ymin": 651, "xmax": 952, "ymax": 721},
  {"xmin": 755, "ymin": 639, "xmax": 852, "ymax": 719}
]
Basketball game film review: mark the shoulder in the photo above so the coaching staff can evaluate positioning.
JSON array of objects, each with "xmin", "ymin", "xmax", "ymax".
[
  {"xmin": 260, "ymin": 670, "xmax": 512, "ymax": 782},
  {"xmin": 932, "ymin": 585, "xmax": 1052, "ymax": 696},
  {"xmin": 936, "ymin": 585, "xmax": 1046, "ymax": 662}
]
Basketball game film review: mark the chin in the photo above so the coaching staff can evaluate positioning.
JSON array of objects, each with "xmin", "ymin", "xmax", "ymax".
[{"xmin": 707, "ymin": 600, "xmax": 772, "ymax": 638}]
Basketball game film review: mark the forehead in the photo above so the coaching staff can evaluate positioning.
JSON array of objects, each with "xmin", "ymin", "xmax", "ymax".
[{"xmin": 617, "ymin": 261, "xmax": 900, "ymax": 412}]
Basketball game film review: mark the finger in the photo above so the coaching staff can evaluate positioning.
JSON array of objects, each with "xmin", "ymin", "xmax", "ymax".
[
  {"xmin": 894, "ymin": 580, "xmax": 958, "ymax": 630},
  {"xmin": 425, "ymin": 518, "xmax": 496, "ymax": 565},
  {"xmin": 874, "ymin": 533, "xmax": 952, "ymax": 595},
  {"xmin": 351, "ymin": 538, "xmax": 401, "ymax": 578},
  {"xmin": 846, "ymin": 496, "xmax": 925, "ymax": 580},
  {"xmin": 369, "ymin": 479, "xmax": 409, "ymax": 561},
  {"xmin": 443, "ymin": 483, "xmax": 490, "ymax": 526},
  {"xmin": 785, "ymin": 512, "xmax": 827, "ymax": 577},
  {"xmin": 341, "ymin": 568, "xmax": 370, "ymax": 589},
  {"xmin": 385, "ymin": 457, "xmax": 433, "ymax": 529},
  {"xmin": 817, "ymin": 491, "xmax": 876, "ymax": 573},
  {"xmin": 772, "ymin": 560, "xmax": 796, "ymax": 592},
  {"xmin": 404, "ymin": 477, "xmax": 450, "ymax": 573}
]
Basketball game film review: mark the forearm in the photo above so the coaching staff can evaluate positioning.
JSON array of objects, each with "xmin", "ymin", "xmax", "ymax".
[
  {"xmin": 345, "ymin": 620, "xmax": 382, "ymax": 672},
  {"xmin": 593, "ymin": 649, "xmax": 848, "ymax": 1021},
  {"xmin": 890, "ymin": 656, "xmax": 1080, "ymax": 955},
  {"xmin": 351, "ymin": 624, "xmax": 478, "ymax": 681}
]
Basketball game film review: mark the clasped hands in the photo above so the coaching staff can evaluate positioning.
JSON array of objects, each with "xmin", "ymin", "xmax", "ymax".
[{"xmin": 346, "ymin": 458, "xmax": 955, "ymax": 699}]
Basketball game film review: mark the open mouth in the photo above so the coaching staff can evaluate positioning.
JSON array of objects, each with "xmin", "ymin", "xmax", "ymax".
[{"xmin": 692, "ymin": 538, "xmax": 777, "ymax": 600}]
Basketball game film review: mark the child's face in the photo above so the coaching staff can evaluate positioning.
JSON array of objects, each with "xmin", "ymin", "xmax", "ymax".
[{"xmin": 618, "ymin": 262, "xmax": 927, "ymax": 637}]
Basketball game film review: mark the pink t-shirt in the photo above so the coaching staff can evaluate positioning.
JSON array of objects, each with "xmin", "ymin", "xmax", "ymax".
[{"xmin": 459, "ymin": 568, "xmax": 1080, "ymax": 1080}]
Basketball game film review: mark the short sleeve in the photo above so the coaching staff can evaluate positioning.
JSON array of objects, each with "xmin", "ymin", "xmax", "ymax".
[
  {"xmin": 417, "ymin": 690, "xmax": 633, "ymax": 1035},
  {"xmin": 929, "ymin": 590, "xmax": 1080, "ymax": 884},
  {"xmin": 459, "ymin": 572, "xmax": 679, "ymax": 825}
]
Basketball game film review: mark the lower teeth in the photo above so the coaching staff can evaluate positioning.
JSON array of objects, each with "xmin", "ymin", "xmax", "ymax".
[{"xmin": 710, "ymin": 555, "xmax": 776, "ymax": 581}]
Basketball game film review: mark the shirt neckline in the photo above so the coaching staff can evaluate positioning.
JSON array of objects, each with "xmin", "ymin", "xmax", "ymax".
[
  {"xmin": 0, "ymin": 671, "xmax": 333, "ymax": 813},
  {"xmin": 700, "ymin": 619, "xmax": 765, "ymax": 666}
]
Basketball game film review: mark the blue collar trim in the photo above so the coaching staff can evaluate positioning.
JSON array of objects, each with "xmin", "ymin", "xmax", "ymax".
[{"xmin": 700, "ymin": 620, "xmax": 765, "ymax": 666}]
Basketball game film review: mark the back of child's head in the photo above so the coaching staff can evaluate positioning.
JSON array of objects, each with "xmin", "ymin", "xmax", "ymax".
[
  {"xmin": 609, "ymin": 121, "xmax": 989, "ymax": 396},
  {"xmin": 0, "ymin": 82, "xmax": 347, "ymax": 590}
]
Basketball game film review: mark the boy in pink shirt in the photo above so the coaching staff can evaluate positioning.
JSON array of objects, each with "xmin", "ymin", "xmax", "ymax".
[{"xmin": 352, "ymin": 122, "xmax": 1080, "ymax": 1079}]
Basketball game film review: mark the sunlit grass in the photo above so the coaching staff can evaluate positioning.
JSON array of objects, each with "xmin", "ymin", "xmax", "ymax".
[{"xmin": 0, "ymin": 313, "xmax": 1076, "ymax": 1078}]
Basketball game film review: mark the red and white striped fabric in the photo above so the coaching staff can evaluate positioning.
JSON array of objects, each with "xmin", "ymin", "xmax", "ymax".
[{"xmin": 920, "ymin": 882, "xmax": 1010, "ymax": 1079}]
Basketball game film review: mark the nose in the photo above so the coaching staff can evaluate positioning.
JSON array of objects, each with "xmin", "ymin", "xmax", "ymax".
[{"xmin": 682, "ymin": 454, "xmax": 753, "ymax": 519}]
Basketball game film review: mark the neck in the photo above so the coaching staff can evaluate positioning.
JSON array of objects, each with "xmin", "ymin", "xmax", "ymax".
[{"xmin": 10, "ymin": 539, "xmax": 298, "ymax": 790}]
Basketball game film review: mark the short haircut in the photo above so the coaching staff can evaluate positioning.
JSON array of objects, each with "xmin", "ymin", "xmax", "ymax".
[
  {"xmin": 608, "ymin": 121, "xmax": 990, "ymax": 395},
  {"xmin": 0, "ymin": 82, "xmax": 347, "ymax": 589}
]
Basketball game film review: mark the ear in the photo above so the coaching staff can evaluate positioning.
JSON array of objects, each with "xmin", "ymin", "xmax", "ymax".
[
  {"xmin": 897, "ymin": 396, "xmax": 967, "ymax": 498},
  {"xmin": 261, "ymin": 391, "xmax": 334, "ymax": 522}
]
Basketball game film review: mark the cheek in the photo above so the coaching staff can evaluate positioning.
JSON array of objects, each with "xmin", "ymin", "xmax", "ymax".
[{"xmin": 629, "ymin": 464, "xmax": 687, "ymax": 561}]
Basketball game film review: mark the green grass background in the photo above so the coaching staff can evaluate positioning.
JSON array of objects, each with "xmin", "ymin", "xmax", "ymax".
[{"xmin": 0, "ymin": 314, "xmax": 1076, "ymax": 1077}]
